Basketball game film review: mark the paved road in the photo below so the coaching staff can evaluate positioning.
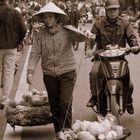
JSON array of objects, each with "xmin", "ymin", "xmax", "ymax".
[{"xmin": 1, "ymin": 23, "xmax": 140, "ymax": 140}]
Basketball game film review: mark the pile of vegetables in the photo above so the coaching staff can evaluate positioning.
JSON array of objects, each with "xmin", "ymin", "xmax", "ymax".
[
  {"xmin": 55, "ymin": 114, "xmax": 130, "ymax": 140},
  {"xmin": 5, "ymin": 89, "xmax": 52, "ymax": 127}
]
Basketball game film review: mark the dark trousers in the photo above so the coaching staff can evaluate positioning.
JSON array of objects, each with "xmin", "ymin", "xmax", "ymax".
[
  {"xmin": 89, "ymin": 61, "xmax": 133, "ymax": 104},
  {"xmin": 43, "ymin": 70, "xmax": 76, "ymax": 134},
  {"xmin": 89, "ymin": 61, "xmax": 101, "ymax": 95}
]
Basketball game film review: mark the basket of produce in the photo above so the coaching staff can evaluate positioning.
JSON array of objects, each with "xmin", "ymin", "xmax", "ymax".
[
  {"xmin": 54, "ymin": 114, "xmax": 131, "ymax": 140},
  {"xmin": 5, "ymin": 89, "xmax": 52, "ymax": 128}
]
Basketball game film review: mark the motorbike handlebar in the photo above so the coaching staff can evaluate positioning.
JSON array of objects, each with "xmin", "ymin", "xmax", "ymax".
[
  {"xmin": 95, "ymin": 47, "xmax": 140, "ymax": 58},
  {"xmin": 124, "ymin": 46, "xmax": 140, "ymax": 55},
  {"xmin": 91, "ymin": 46, "xmax": 140, "ymax": 62}
]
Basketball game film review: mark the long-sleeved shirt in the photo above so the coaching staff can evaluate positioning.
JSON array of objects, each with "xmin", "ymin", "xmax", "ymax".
[
  {"xmin": 87, "ymin": 17, "xmax": 138, "ymax": 50},
  {"xmin": 0, "ymin": 2, "xmax": 26, "ymax": 49},
  {"xmin": 27, "ymin": 26, "xmax": 77, "ymax": 77}
]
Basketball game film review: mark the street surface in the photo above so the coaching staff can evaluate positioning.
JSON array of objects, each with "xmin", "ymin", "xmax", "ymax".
[{"xmin": 0, "ymin": 23, "xmax": 140, "ymax": 140}]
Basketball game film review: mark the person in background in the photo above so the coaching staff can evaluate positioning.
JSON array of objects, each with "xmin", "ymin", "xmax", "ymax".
[
  {"xmin": 72, "ymin": 1, "xmax": 80, "ymax": 23},
  {"xmin": 126, "ymin": 6, "xmax": 135, "ymax": 17},
  {"xmin": 85, "ymin": 0, "xmax": 140, "ymax": 115},
  {"xmin": 64, "ymin": 0, "xmax": 80, "ymax": 50},
  {"xmin": 13, "ymin": 2, "xmax": 22, "ymax": 14},
  {"xmin": 0, "ymin": 0, "xmax": 26, "ymax": 109},
  {"xmin": 98, "ymin": 6, "xmax": 105, "ymax": 19},
  {"xmin": 64, "ymin": 0, "xmax": 80, "ymax": 28},
  {"xmin": 26, "ymin": 2, "xmax": 85, "ymax": 139},
  {"xmin": 90, "ymin": 2, "xmax": 97, "ymax": 18},
  {"xmin": 56, "ymin": 1, "xmax": 66, "ymax": 10},
  {"xmin": 79, "ymin": 3, "xmax": 88, "ymax": 18},
  {"xmin": 136, "ymin": 11, "xmax": 140, "ymax": 37}
]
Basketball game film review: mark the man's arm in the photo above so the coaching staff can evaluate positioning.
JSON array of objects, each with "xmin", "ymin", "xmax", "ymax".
[
  {"xmin": 125, "ymin": 20, "xmax": 138, "ymax": 47},
  {"xmin": 125, "ymin": 20, "xmax": 140, "ymax": 54},
  {"xmin": 15, "ymin": 10, "xmax": 27, "ymax": 45},
  {"xmin": 85, "ymin": 21, "xmax": 99, "ymax": 50}
]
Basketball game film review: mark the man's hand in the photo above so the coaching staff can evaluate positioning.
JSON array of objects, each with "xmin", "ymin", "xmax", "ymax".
[
  {"xmin": 131, "ymin": 46, "xmax": 140, "ymax": 55},
  {"xmin": 26, "ymin": 73, "xmax": 33, "ymax": 85}
]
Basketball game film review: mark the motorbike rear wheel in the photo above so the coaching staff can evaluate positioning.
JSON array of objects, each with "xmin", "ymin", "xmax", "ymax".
[{"xmin": 110, "ymin": 94, "xmax": 121, "ymax": 125}]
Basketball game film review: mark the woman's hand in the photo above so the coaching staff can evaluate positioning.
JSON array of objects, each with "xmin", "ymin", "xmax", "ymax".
[
  {"xmin": 27, "ymin": 73, "xmax": 33, "ymax": 85},
  {"xmin": 86, "ymin": 49, "xmax": 94, "ymax": 58},
  {"xmin": 84, "ymin": 30, "xmax": 96, "ymax": 39}
]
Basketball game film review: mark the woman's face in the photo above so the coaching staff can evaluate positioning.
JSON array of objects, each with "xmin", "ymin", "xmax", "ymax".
[{"xmin": 43, "ymin": 13, "xmax": 57, "ymax": 27}]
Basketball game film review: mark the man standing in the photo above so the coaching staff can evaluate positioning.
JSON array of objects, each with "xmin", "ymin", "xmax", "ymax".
[
  {"xmin": 64, "ymin": 0, "xmax": 80, "ymax": 50},
  {"xmin": 86, "ymin": 0, "xmax": 140, "ymax": 114},
  {"xmin": 0, "ymin": 0, "xmax": 26, "ymax": 108},
  {"xmin": 64, "ymin": 0, "xmax": 80, "ymax": 28}
]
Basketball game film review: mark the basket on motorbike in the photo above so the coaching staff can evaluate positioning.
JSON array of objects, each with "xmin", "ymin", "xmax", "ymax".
[{"xmin": 5, "ymin": 89, "xmax": 52, "ymax": 129}]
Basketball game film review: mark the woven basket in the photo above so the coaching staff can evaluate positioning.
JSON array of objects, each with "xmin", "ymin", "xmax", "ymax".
[{"xmin": 6, "ymin": 104, "xmax": 52, "ymax": 127}]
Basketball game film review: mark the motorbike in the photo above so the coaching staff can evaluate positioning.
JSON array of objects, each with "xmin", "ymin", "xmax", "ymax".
[{"xmin": 91, "ymin": 45, "xmax": 138, "ymax": 124}]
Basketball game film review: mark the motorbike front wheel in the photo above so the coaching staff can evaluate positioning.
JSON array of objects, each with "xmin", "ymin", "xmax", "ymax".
[{"xmin": 110, "ymin": 95, "xmax": 121, "ymax": 125}]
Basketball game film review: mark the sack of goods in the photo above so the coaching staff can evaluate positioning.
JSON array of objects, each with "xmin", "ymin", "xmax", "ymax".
[
  {"xmin": 5, "ymin": 89, "xmax": 52, "ymax": 127},
  {"xmin": 56, "ymin": 114, "xmax": 131, "ymax": 140}
]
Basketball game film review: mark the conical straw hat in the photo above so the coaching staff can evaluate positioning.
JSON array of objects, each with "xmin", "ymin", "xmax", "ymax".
[
  {"xmin": 64, "ymin": 25, "xmax": 86, "ymax": 42},
  {"xmin": 32, "ymin": 2, "xmax": 69, "ymax": 23}
]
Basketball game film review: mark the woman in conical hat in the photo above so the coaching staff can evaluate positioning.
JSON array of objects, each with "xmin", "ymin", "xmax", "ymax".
[
  {"xmin": 32, "ymin": 2, "xmax": 85, "ymax": 41},
  {"xmin": 27, "ymin": 2, "xmax": 85, "ymax": 139}
]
